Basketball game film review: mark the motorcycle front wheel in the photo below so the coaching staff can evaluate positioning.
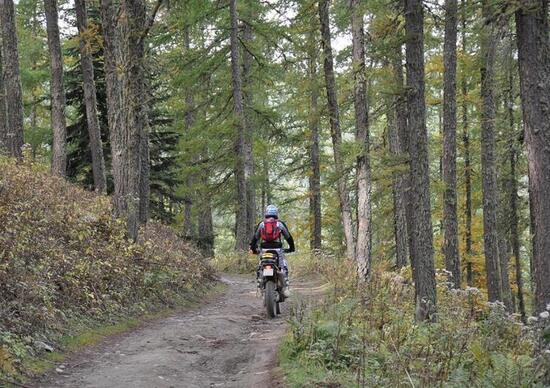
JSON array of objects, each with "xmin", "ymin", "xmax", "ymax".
[{"xmin": 265, "ymin": 280, "xmax": 277, "ymax": 318}]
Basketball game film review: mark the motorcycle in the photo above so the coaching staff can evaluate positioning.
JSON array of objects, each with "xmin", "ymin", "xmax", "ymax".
[{"xmin": 257, "ymin": 249, "xmax": 287, "ymax": 318}]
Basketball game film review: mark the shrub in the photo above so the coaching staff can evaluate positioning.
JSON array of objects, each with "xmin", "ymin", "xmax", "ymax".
[
  {"xmin": 0, "ymin": 158, "xmax": 215, "ymax": 379},
  {"xmin": 282, "ymin": 258, "xmax": 543, "ymax": 387}
]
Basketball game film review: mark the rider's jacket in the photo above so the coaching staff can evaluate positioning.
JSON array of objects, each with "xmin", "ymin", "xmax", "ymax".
[{"xmin": 249, "ymin": 218, "xmax": 295, "ymax": 253}]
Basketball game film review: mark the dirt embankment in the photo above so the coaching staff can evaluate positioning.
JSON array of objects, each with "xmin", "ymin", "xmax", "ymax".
[{"xmin": 35, "ymin": 274, "xmax": 322, "ymax": 388}]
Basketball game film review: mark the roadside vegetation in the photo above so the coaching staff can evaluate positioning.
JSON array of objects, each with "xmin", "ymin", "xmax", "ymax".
[
  {"xmin": 0, "ymin": 159, "xmax": 215, "ymax": 382},
  {"xmin": 280, "ymin": 258, "xmax": 549, "ymax": 387}
]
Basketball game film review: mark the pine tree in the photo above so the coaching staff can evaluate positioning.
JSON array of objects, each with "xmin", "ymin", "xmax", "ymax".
[
  {"xmin": 319, "ymin": 0, "xmax": 355, "ymax": 261},
  {"xmin": 404, "ymin": 0, "xmax": 437, "ymax": 321},
  {"xmin": 442, "ymin": 0, "xmax": 460, "ymax": 288},
  {"xmin": 44, "ymin": 0, "xmax": 67, "ymax": 176},
  {"xmin": 75, "ymin": 0, "xmax": 107, "ymax": 193},
  {"xmin": 515, "ymin": 0, "xmax": 550, "ymax": 312},
  {"xmin": 1, "ymin": 0, "xmax": 25, "ymax": 158}
]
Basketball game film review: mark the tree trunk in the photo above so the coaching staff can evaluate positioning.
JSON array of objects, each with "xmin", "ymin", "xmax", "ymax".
[
  {"xmin": 100, "ymin": 0, "xmax": 125, "ymax": 215},
  {"xmin": 442, "ymin": 0, "xmax": 460, "ymax": 288},
  {"xmin": 319, "ymin": 0, "xmax": 355, "ymax": 261},
  {"xmin": 461, "ymin": 0, "xmax": 473, "ymax": 286},
  {"xmin": 182, "ymin": 26, "xmax": 195, "ymax": 238},
  {"xmin": 351, "ymin": 0, "xmax": 372, "ymax": 280},
  {"xmin": 515, "ymin": 0, "xmax": 550, "ymax": 312},
  {"xmin": 229, "ymin": 0, "xmax": 249, "ymax": 251},
  {"xmin": 0, "ymin": 38, "xmax": 7, "ymax": 152},
  {"xmin": 75, "ymin": 0, "xmax": 107, "ymax": 193},
  {"xmin": 197, "ymin": 190, "xmax": 214, "ymax": 257},
  {"xmin": 198, "ymin": 146, "xmax": 215, "ymax": 258},
  {"xmin": 44, "ymin": 0, "xmax": 67, "ymax": 176},
  {"xmin": 241, "ymin": 2, "xmax": 256, "ymax": 236},
  {"xmin": 139, "ymin": 119, "xmax": 150, "ymax": 224},
  {"xmin": 497, "ymin": 156, "xmax": 513, "ymax": 310},
  {"xmin": 479, "ymin": 1, "xmax": 502, "ymax": 302},
  {"xmin": 404, "ymin": 0, "xmax": 437, "ymax": 321},
  {"xmin": 0, "ymin": 0, "xmax": 24, "ymax": 158},
  {"xmin": 308, "ymin": 26, "xmax": 322, "ymax": 252},
  {"xmin": 121, "ymin": 0, "xmax": 147, "ymax": 241},
  {"xmin": 389, "ymin": 54, "xmax": 409, "ymax": 269},
  {"xmin": 507, "ymin": 55, "xmax": 526, "ymax": 319}
]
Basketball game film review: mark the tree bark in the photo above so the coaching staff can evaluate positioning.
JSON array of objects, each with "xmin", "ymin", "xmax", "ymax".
[
  {"xmin": 44, "ymin": 0, "xmax": 67, "ymax": 176},
  {"xmin": 241, "ymin": 2, "xmax": 256, "ymax": 237},
  {"xmin": 461, "ymin": 0, "xmax": 473, "ymax": 286},
  {"xmin": 404, "ymin": 0, "xmax": 437, "ymax": 321},
  {"xmin": 229, "ymin": 0, "xmax": 249, "ymax": 251},
  {"xmin": 139, "ymin": 118, "xmax": 150, "ymax": 224},
  {"xmin": 351, "ymin": 0, "xmax": 372, "ymax": 280},
  {"xmin": 197, "ymin": 187, "xmax": 214, "ymax": 257},
  {"xmin": 515, "ymin": 0, "xmax": 550, "ymax": 312},
  {"xmin": 182, "ymin": 26, "xmax": 195, "ymax": 238},
  {"xmin": 507, "ymin": 54, "xmax": 526, "ymax": 319},
  {"xmin": 0, "ymin": 0, "xmax": 24, "ymax": 158},
  {"xmin": 100, "ymin": 0, "xmax": 125, "ymax": 215},
  {"xmin": 389, "ymin": 54, "xmax": 409, "ymax": 269},
  {"xmin": 442, "ymin": 0, "xmax": 460, "ymax": 288},
  {"xmin": 479, "ymin": 1, "xmax": 502, "ymax": 302},
  {"xmin": 319, "ymin": 0, "xmax": 355, "ymax": 261},
  {"xmin": 308, "ymin": 25, "xmax": 322, "ymax": 252},
  {"xmin": 498, "ymin": 171, "xmax": 513, "ymax": 310},
  {"xmin": 0, "ymin": 37, "xmax": 7, "ymax": 152},
  {"xmin": 121, "ymin": 0, "xmax": 147, "ymax": 241},
  {"xmin": 75, "ymin": 0, "xmax": 107, "ymax": 193}
]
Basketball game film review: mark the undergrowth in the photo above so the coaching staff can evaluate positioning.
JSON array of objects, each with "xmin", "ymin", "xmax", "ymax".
[
  {"xmin": 213, "ymin": 250, "xmax": 321, "ymax": 277},
  {"xmin": 0, "ymin": 158, "xmax": 216, "ymax": 381},
  {"xmin": 281, "ymin": 258, "xmax": 549, "ymax": 387}
]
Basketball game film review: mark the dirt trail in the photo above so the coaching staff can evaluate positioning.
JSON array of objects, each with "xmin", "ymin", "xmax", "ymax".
[{"xmin": 35, "ymin": 274, "xmax": 322, "ymax": 388}]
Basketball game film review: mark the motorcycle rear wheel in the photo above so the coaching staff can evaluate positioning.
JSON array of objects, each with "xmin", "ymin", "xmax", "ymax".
[{"xmin": 265, "ymin": 280, "xmax": 277, "ymax": 318}]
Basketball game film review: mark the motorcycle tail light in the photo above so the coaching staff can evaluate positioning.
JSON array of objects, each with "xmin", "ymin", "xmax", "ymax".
[{"xmin": 265, "ymin": 265, "xmax": 272, "ymax": 270}]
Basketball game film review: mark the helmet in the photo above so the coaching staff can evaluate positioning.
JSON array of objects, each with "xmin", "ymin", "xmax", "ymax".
[{"xmin": 264, "ymin": 204, "xmax": 279, "ymax": 218}]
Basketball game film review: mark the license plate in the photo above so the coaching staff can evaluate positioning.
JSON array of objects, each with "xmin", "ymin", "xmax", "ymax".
[{"xmin": 263, "ymin": 268, "xmax": 274, "ymax": 276}]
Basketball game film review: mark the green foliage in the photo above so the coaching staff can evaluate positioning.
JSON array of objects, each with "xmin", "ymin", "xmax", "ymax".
[
  {"xmin": 281, "ymin": 260, "xmax": 542, "ymax": 387},
  {"xmin": 0, "ymin": 158, "xmax": 215, "ymax": 380}
]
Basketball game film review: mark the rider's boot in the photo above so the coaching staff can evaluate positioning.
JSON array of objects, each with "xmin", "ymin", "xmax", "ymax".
[{"xmin": 283, "ymin": 273, "xmax": 290, "ymax": 298}]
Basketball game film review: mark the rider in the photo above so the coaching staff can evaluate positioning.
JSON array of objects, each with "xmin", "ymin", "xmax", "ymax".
[{"xmin": 249, "ymin": 205, "xmax": 295, "ymax": 297}]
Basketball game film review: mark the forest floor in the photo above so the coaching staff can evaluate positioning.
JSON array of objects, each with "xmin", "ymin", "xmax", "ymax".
[{"xmin": 32, "ymin": 274, "xmax": 323, "ymax": 388}]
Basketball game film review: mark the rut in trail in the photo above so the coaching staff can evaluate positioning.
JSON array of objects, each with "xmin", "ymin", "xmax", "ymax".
[{"xmin": 36, "ymin": 274, "xmax": 320, "ymax": 388}]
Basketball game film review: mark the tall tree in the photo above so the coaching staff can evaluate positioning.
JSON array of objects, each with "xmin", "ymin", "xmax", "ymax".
[
  {"xmin": 506, "ymin": 46, "xmax": 526, "ymax": 319},
  {"xmin": 229, "ymin": 0, "xmax": 249, "ymax": 251},
  {"xmin": 75, "ymin": 0, "xmax": 107, "ymax": 192},
  {"xmin": 182, "ymin": 26, "xmax": 195, "ymax": 239},
  {"xmin": 460, "ymin": 0, "xmax": 473, "ymax": 286},
  {"xmin": 319, "ymin": 0, "xmax": 355, "ymax": 261},
  {"xmin": 442, "ymin": 0, "xmax": 460, "ymax": 288},
  {"xmin": 100, "ymin": 0, "xmax": 124, "ymax": 214},
  {"xmin": 515, "ymin": 0, "xmax": 550, "ymax": 312},
  {"xmin": 0, "ymin": 42, "xmax": 7, "ymax": 152},
  {"xmin": 404, "ymin": 0, "xmax": 437, "ymax": 321},
  {"xmin": 389, "ymin": 52, "xmax": 409, "ymax": 269},
  {"xmin": 307, "ymin": 24, "xmax": 322, "ymax": 252},
  {"xmin": 479, "ymin": 1, "xmax": 502, "ymax": 302},
  {"xmin": 120, "ymin": 0, "xmax": 148, "ymax": 240},
  {"xmin": 241, "ymin": 1, "xmax": 256, "ymax": 236},
  {"xmin": 0, "ymin": 0, "xmax": 24, "ymax": 158},
  {"xmin": 351, "ymin": 0, "xmax": 372, "ymax": 279},
  {"xmin": 44, "ymin": 0, "xmax": 67, "ymax": 176}
]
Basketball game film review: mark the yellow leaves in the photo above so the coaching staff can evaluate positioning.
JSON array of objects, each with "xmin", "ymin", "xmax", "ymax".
[{"xmin": 0, "ymin": 347, "xmax": 17, "ymax": 376}]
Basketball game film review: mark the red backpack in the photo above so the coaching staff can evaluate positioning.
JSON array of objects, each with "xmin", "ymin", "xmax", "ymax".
[{"xmin": 261, "ymin": 218, "xmax": 281, "ymax": 242}]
